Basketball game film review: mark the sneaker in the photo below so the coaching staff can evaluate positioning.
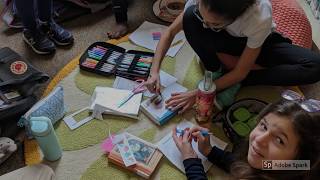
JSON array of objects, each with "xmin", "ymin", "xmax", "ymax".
[
  {"xmin": 22, "ymin": 29, "xmax": 56, "ymax": 55},
  {"xmin": 40, "ymin": 21, "xmax": 74, "ymax": 46}
]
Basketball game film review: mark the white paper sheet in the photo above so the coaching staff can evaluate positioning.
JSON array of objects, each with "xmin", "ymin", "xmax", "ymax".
[
  {"xmin": 142, "ymin": 83, "xmax": 187, "ymax": 118},
  {"xmin": 112, "ymin": 70, "xmax": 178, "ymax": 97},
  {"xmin": 129, "ymin": 21, "xmax": 186, "ymax": 57},
  {"xmin": 157, "ymin": 121, "xmax": 228, "ymax": 173},
  {"xmin": 90, "ymin": 87, "xmax": 142, "ymax": 116}
]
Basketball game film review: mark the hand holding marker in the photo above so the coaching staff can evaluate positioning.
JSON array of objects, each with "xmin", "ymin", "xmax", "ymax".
[{"xmin": 176, "ymin": 127, "xmax": 212, "ymax": 137}]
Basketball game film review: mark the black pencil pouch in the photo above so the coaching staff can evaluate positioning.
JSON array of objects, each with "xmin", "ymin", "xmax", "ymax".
[{"xmin": 79, "ymin": 42, "xmax": 154, "ymax": 81}]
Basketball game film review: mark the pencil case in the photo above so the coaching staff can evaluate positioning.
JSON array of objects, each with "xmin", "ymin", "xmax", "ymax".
[{"xmin": 79, "ymin": 42, "xmax": 154, "ymax": 81}]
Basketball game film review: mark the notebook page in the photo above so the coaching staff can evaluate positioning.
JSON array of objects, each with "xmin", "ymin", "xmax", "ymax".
[
  {"xmin": 143, "ymin": 83, "xmax": 187, "ymax": 118},
  {"xmin": 157, "ymin": 121, "xmax": 228, "ymax": 173},
  {"xmin": 92, "ymin": 87, "xmax": 142, "ymax": 116},
  {"xmin": 112, "ymin": 70, "xmax": 177, "ymax": 97}
]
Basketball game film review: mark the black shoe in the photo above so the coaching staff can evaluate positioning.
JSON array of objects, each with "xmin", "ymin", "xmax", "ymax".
[
  {"xmin": 22, "ymin": 29, "xmax": 56, "ymax": 55},
  {"xmin": 40, "ymin": 21, "xmax": 74, "ymax": 46}
]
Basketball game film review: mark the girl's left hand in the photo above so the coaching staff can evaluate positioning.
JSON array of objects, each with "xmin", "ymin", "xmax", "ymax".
[
  {"xmin": 172, "ymin": 126, "xmax": 198, "ymax": 160},
  {"xmin": 166, "ymin": 90, "xmax": 197, "ymax": 114}
]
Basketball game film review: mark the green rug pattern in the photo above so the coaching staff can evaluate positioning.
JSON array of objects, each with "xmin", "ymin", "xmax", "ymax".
[
  {"xmin": 182, "ymin": 56, "xmax": 203, "ymax": 90},
  {"xmin": 55, "ymin": 109, "xmax": 136, "ymax": 151}
]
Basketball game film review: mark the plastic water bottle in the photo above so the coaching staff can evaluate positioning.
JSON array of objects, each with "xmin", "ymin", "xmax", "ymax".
[{"xmin": 30, "ymin": 116, "xmax": 62, "ymax": 161}]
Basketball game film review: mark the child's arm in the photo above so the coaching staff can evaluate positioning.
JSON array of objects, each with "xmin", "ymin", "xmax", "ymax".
[
  {"xmin": 151, "ymin": 12, "xmax": 184, "ymax": 75},
  {"xmin": 183, "ymin": 158, "xmax": 208, "ymax": 180},
  {"xmin": 146, "ymin": 12, "xmax": 184, "ymax": 93},
  {"xmin": 182, "ymin": 146, "xmax": 235, "ymax": 179},
  {"xmin": 206, "ymin": 146, "xmax": 235, "ymax": 172},
  {"xmin": 214, "ymin": 46, "xmax": 261, "ymax": 91}
]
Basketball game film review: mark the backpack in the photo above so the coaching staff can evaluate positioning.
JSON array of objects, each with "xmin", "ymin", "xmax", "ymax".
[{"xmin": 0, "ymin": 47, "xmax": 49, "ymax": 137}]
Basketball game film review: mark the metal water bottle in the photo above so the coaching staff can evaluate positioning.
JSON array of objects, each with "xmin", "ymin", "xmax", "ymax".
[{"xmin": 30, "ymin": 116, "xmax": 62, "ymax": 161}]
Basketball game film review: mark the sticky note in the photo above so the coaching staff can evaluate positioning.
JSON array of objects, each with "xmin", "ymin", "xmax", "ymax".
[
  {"xmin": 101, "ymin": 134, "xmax": 115, "ymax": 153},
  {"xmin": 152, "ymin": 32, "xmax": 161, "ymax": 40}
]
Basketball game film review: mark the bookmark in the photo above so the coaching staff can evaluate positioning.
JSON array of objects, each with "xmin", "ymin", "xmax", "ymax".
[
  {"xmin": 116, "ymin": 134, "xmax": 137, "ymax": 167},
  {"xmin": 63, "ymin": 107, "xmax": 94, "ymax": 130}
]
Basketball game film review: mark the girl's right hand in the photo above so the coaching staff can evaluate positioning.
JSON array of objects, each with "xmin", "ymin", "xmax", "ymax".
[
  {"xmin": 145, "ymin": 72, "xmax": 161, "ymax": 93},
  {"xmin": 190, "ymin": 126, "xmax": 212, "ymax": 157}
]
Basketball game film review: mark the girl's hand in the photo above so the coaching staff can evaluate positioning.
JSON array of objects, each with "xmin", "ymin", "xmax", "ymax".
[
  {"xmin": 190, "ymin": 126, "xmax": 212, "ymax": 157},
  {"xmin": 165, "ymin": 90, "xmax": 197, "ymax": 114},
  {"xmin": 172, "ymin": 126, "xmax": 198, "ymax": 160},
  {"xmin": 145, "ymin": 72, "xmax": 161, "ymax": 93}
]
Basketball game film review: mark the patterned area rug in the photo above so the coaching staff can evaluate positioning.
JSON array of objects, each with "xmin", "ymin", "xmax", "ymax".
[{"xmin": 34, "ymin": 36, "xmax": 300, "ymax": 180}]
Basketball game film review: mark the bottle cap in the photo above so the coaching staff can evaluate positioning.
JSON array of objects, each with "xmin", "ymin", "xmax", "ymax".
[{"xmin": 30, "ymin": 117, "xmax": 50, "ymax": 137}]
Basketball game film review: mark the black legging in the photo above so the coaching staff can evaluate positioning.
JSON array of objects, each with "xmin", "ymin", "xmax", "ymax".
[
  {"xmin": 15, "ymin": 0, "xmax": 52, "ymax": 32},
  {"xmin": 112, "ymin": 0, "xmax": 128, "ymax": 23},
  {"xmin": 183, "ymin": 5, "xmax": 320, "ymax": 86}
]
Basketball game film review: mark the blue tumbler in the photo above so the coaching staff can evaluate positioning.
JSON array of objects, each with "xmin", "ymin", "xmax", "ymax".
[{"xmin": 30, "ymin": 116, "xmax": 62, "ymax": 161}]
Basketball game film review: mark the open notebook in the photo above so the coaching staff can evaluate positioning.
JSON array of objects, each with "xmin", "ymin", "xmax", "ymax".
[
  {"xmin": 157, "ymin": 121, "xmax": 228, "ymax": 173},
  {"xmin": 89, "ymin": 87, "xmax": 142, "ymax": 119},
  {"xmin": 140, "ymin": 83, "xmax": 187, "ymax": 125}
]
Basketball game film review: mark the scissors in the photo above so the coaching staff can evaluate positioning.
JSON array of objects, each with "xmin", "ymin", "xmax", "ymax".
[{"xmin": 118, "ymin": 80, "xmax": 147, "ymax": 108}]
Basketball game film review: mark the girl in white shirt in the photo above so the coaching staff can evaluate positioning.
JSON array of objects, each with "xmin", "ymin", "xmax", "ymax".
[{"xmin": 145, "ymin": 0, "xmax": 320, "ymax": 113}]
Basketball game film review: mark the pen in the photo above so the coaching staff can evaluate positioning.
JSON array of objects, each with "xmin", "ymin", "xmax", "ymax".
[
  {"xmin": 116, "ymin": 71, "xmax": 146, "ymax": 77},
  {"xmin": 170, "ymin": 39, "xmax": 184, "ymax": 48}
]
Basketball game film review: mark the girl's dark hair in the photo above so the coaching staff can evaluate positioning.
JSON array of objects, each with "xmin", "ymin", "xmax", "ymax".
[
  {"xmin": 201, "ymin": 0, "xmax": 256, "ymax": 21},
  {"xmin": 230, "ymin": 100, "xmax": 320, "ymax": 179}
]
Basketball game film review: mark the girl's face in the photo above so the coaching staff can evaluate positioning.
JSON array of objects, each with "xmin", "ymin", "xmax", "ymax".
[
  {"xmin": 196, "ymin": 1, "xmax": 231, "ymax": 31},
  {"xmin": 247, "ymin": 113, "xmax": 300, "ymax": 169}
]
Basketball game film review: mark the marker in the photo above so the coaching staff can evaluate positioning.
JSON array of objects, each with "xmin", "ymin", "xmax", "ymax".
[
  {"xmin": 117, "ymin": 67, "xmax": 128, "ymax": 71},
  {"xmin": 137, "ymin": 62, "xmax": 151, "ymax": 67},
  {"xmin": 134, "ymin": 67, "xmax": 149, "ymax": 71},
  {"xmin": 88, "ymin": 50, "xmax": 105, "ymax": 56},
  {"xmin": 118, "ymin": 64, "xmax": 130, "ymax": 68},
  {"xmin": 116, "ymin": 71, "xmax": 146, "ymax": 77},
  {"xmin": 91, "ymin": 48, "xmax": 106, "ymax": 54},
  {"xmin": 88, "ymin": 54, "xmax": 102, "ymax": 60},
  {"xmin": 96, "ymin": 45, "xmax": 108, "ymax": 51},
  {"xmin": 132, "ymin": 70, "xmax": 147, "ymax": 75},
  {"xmin": 176, "ymin": 128, "xmax": 212, "ymax": 137}
]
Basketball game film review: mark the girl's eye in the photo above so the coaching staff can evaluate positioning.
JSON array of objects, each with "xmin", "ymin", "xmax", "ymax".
[
  {"xmin": 275, "ymin": 137, "xmax": 284, "ymax": 145},
  {"xmin": 259, "ymin": 122, "xmax": 267, "ymax": 131}
]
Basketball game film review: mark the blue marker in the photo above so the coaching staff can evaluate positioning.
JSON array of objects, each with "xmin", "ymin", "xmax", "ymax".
[{"xmin": 176, "ymin": 128, "xmax": 212, "ymax": 137}]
